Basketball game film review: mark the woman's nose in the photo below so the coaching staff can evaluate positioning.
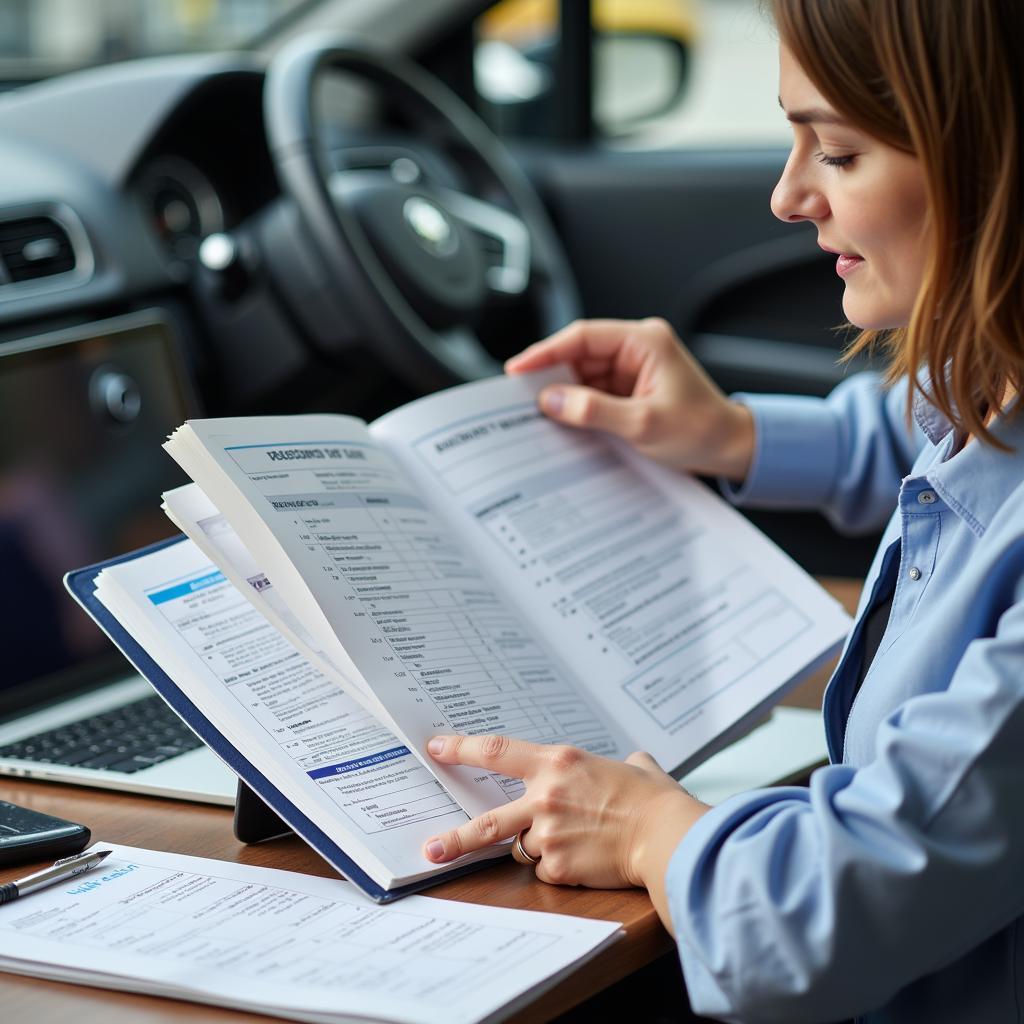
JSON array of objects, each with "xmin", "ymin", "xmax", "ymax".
[{"xmin": 771, "ymin": 156, "xmax": 829, "ymax": 223}]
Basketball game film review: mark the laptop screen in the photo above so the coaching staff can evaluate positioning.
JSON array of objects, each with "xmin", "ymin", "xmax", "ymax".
[{"xmin": 0, "ymin": 313, "xmax": 197, "ymax": 718}]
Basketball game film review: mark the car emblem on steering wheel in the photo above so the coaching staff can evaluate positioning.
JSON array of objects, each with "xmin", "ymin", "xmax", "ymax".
[{"xmin": 403, "ymin": 196, "xmax": 459, "ymax": 258}]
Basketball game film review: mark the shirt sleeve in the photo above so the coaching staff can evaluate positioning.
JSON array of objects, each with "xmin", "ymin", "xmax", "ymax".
[
  {"xmin": 666, "ymin": 582, "xmax": 1024, "ymax": 1023},
  {"xmin": 720, "ymin": 373, "xmax": 925, "ymax": 535}
]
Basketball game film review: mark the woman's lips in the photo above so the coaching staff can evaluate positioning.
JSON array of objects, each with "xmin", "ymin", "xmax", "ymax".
[{"xmin": 836, "ymin": 254, "xmax": 864, "ymax": 277}]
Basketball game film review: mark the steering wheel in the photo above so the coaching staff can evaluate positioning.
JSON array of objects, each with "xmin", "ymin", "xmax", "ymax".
[{"xmin": 262, "ymin": 33, "xmax": 581, "ymax": 392}]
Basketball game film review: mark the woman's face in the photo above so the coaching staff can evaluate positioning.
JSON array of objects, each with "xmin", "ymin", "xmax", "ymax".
[{"xmin": 772, "ymin": 46, "xmax": 929, "ymax": 330}]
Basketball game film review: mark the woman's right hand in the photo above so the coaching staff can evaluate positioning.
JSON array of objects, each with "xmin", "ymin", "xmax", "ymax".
[{"xmin": 505, "ymin": 317, "xmax": 755, "ymax": 482}]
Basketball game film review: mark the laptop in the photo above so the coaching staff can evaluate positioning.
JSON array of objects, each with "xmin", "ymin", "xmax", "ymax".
[{"xmin": 0, "ymin": 312, "xmax": 235, "ymax": 804}]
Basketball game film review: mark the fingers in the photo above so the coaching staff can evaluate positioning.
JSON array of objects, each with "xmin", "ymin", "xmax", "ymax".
[
  {"xmin": 624, "ymin": 750, "xmax": 663, "ymax": 773},
  {"xmin": 424, "ymin": 801, "xmax": 532, "ymax": 863},
  {"xmin": 426, "ymin": 733, "xmax": 546, "ymax": 777},
  {"xmin": 504, "ymin": 319, "xmax": 648, "ymax": 375},
  {"xmin": 538, "ymin": 384, "xmax": 649, "ymax": 441},
  {"xmin": 516, "ymin": 827, "xmax": 542, "ymax": 864}
]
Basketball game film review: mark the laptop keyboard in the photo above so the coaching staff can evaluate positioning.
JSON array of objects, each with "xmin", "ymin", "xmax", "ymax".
[{"xmin": 0, "ymin": 695, "xmax": 203, "ymax": 774}]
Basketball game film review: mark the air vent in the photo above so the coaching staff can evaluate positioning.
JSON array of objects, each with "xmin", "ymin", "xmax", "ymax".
[{"xmin": 0, "ymin": 216, "xmax": 76, "ymax": 283}]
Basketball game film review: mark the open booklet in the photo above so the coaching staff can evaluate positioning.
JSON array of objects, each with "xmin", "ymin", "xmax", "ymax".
[{"xmin": 68, "ymin": 369, "xmax": 850, "ymax": 899}]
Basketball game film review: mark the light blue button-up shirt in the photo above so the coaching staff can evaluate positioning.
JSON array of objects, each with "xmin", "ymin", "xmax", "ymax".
[{"xmin": 668, "ymin": 372, "xmax": 1024, "ymax": 1023}]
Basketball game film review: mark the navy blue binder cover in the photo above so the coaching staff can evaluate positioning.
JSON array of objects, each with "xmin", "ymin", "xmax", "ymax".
[{"xmin": 65, "ymin": 534, "xmax": 491, "ymax": 903}]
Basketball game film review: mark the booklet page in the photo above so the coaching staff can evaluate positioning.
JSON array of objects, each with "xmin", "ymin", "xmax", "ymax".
[
  {"xmin": 94, "ymin": 539, "xmax": 491, "ymax": 889},
  {"xmin": 165, "ymin": 416, "xmax": 627, "ymax": 816},
  {"xmin": 0, "ymin": 843, "xmax": 621, "ymax": 1024},
  {"xmin": 372, "ymin": 372, "xmax": 851, "ymax": 771},
  {"xmin": 163, "ymin": 482, "xmax": 382, "ymax": 712}
]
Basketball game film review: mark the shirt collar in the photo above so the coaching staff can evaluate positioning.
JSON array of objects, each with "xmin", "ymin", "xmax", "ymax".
[
  {"xmin": 916, "ymin": 398, "xmax": 1024, "ymax": 538},
  {"xmin": 911, "ymin": 384, "xmax": 954, "ymax": 445}
]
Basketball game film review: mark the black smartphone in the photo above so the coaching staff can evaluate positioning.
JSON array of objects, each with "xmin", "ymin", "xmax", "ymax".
[{"xmin": 0, "ymin": 801, "xmax": 91, "ymax": 866}]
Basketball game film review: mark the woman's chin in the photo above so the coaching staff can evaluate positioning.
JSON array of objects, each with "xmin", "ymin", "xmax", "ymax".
[{"xmin": 841, "ymin": 292, "xmax": 911, "ymax": 332}]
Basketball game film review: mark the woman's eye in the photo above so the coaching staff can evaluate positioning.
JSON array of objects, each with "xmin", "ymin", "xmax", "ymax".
[{"xmin": 815, "ymin": 151, "xmax": 855, "ymax": 169}]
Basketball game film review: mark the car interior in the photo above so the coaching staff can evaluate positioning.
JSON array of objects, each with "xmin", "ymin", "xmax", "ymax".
[
  {"xmin": 0, "ymin": 8, "xmax": 880, "ymax": 1021},
  {"xmin": 0, "ymin": 0, "xmax": 876, "ymax": 775}
]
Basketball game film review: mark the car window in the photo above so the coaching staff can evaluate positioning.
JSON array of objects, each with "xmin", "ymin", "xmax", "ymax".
[
  {"xmin": 0, "ymin": 0, "xmax": 310, "ymax": 84},
  {"xmin": 475, "ymin": 0, "xmax": 789, "ymax": 149}
]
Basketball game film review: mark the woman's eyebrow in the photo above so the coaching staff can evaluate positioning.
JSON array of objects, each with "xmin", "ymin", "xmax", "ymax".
[{"xmin": 777, "ymin": 97, "xmax": 849, "ymax": 125}]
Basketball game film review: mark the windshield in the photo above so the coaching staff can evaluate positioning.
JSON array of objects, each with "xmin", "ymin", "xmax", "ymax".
[{"xmin": 0, "ymin": 0, "xmax": 317, "ymax": 84}]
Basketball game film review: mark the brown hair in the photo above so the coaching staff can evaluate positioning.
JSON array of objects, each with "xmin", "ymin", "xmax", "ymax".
[{"xmin": 772, "ymin": 0, "xmax": 1024, "ymax": 446}]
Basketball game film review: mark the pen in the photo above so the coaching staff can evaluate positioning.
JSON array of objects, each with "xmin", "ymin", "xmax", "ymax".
[{"xmin": 0, "ymin": 848, "xmax": 112, "ymax": 906}]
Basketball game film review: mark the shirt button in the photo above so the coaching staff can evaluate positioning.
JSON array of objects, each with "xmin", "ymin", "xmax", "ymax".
[
  {"xmin": 918, "ymin": 490, "xmax": 937, "ymax": 505},
  {"xmin": 908, "ymin": 566, "xmax": 922, "ymax": 581}
]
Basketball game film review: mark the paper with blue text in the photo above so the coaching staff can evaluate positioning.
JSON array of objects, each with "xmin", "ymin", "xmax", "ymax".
[
  {"xmin": 0, "ymin": 843, "xmax": 621, "ymax": 1024},
  {"xmin": 91, "ymin": 537, "xmax": 496, "ymax": 891}
]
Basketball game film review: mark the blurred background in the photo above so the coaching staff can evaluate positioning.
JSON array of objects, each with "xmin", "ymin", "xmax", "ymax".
[{"xmin": 0, "ymin": 0, "xmax": 788, "ymax": 148}]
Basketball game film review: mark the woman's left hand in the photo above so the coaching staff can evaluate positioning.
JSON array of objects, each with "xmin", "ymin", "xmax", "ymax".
[{"xmin": 421, "ymin": 734, "xmax": 709, "ymax": 893}]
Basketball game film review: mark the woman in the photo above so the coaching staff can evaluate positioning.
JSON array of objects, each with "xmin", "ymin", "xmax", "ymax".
[{"xmin": 423, "ymin": 1, "xmax": 1024, "ymax": 1020}]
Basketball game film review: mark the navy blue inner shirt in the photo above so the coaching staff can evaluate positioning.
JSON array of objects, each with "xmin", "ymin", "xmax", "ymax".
[{"xmin": 853, "ymin": 548, "xmax": 899, "ymax": 696}]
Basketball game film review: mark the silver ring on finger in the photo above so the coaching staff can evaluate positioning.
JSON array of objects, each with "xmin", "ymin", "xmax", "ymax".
[{"xmin": 511, "ymin": 828, "xmax": 541, "ymax": 866}]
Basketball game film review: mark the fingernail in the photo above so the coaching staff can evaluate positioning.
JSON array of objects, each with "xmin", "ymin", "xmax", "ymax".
[
  {"xmin": 540, "ymin": 387, "xmax": 564, "ymax": 416},
  {"xmin": 426, "ymin": 840, "xmax": 444, "ymax": 860},
  {"xmin": 427, "ymin": 737, "xmax": 445, "ymax": 755}
]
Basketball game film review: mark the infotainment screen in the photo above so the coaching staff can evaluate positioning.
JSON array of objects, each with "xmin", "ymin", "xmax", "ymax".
[{"xmin": 0, "ymin": 312, "xmax": 198, "ymax": 715}]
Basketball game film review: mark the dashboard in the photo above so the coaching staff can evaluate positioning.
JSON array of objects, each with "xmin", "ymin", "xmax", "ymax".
[
  {"xmin": 132, "ymin": 73, "xmax": 278, "ymax": 266},
  {"xmin": 0, "ymin": 56, "xmax": 274, "ymax": 320},
  {"xmin": 0, "ymin": 55, "xmax": 322, "ymax": 416},
  {"xmin": 0, "ymin": 44, "xmax": 558, "ymax": 422}
]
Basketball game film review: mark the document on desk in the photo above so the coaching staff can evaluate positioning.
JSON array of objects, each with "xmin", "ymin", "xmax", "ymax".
[{"xmin": 0, "ymin": 843, "xmax": 622, "ymax": 1024}]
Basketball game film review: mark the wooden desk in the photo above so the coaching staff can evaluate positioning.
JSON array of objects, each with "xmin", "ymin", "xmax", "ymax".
[{"xmin": 0, "ymin": 578, "xmax": 863, "ymax": 1024}]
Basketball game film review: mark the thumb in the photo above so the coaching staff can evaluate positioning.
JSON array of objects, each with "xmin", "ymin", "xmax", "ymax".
[
  {"xmin": 624, "ymin": 750, "xmax": 661, "ymax": 773},
  {"xmin": 539, "ymin": 384, "xmax": 639, "ymax": 438}
]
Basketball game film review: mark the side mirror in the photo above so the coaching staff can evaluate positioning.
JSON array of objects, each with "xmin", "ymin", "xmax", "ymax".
[
  {"xmin": 594, "ymin": 33, "xmax": 689, "ymax": 134},
  {"xmin": 474, "ymin": 39, "xmax": 554, "ymax": 137},
  {"xmin": 474, "ymin": 30, "xmax": 690, "ymax": 140}
]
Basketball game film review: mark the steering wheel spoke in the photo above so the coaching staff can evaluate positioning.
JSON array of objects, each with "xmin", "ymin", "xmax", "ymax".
[{"xmin": 438, "ymin": 188, "xmax": 531, "ymax": 298}]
